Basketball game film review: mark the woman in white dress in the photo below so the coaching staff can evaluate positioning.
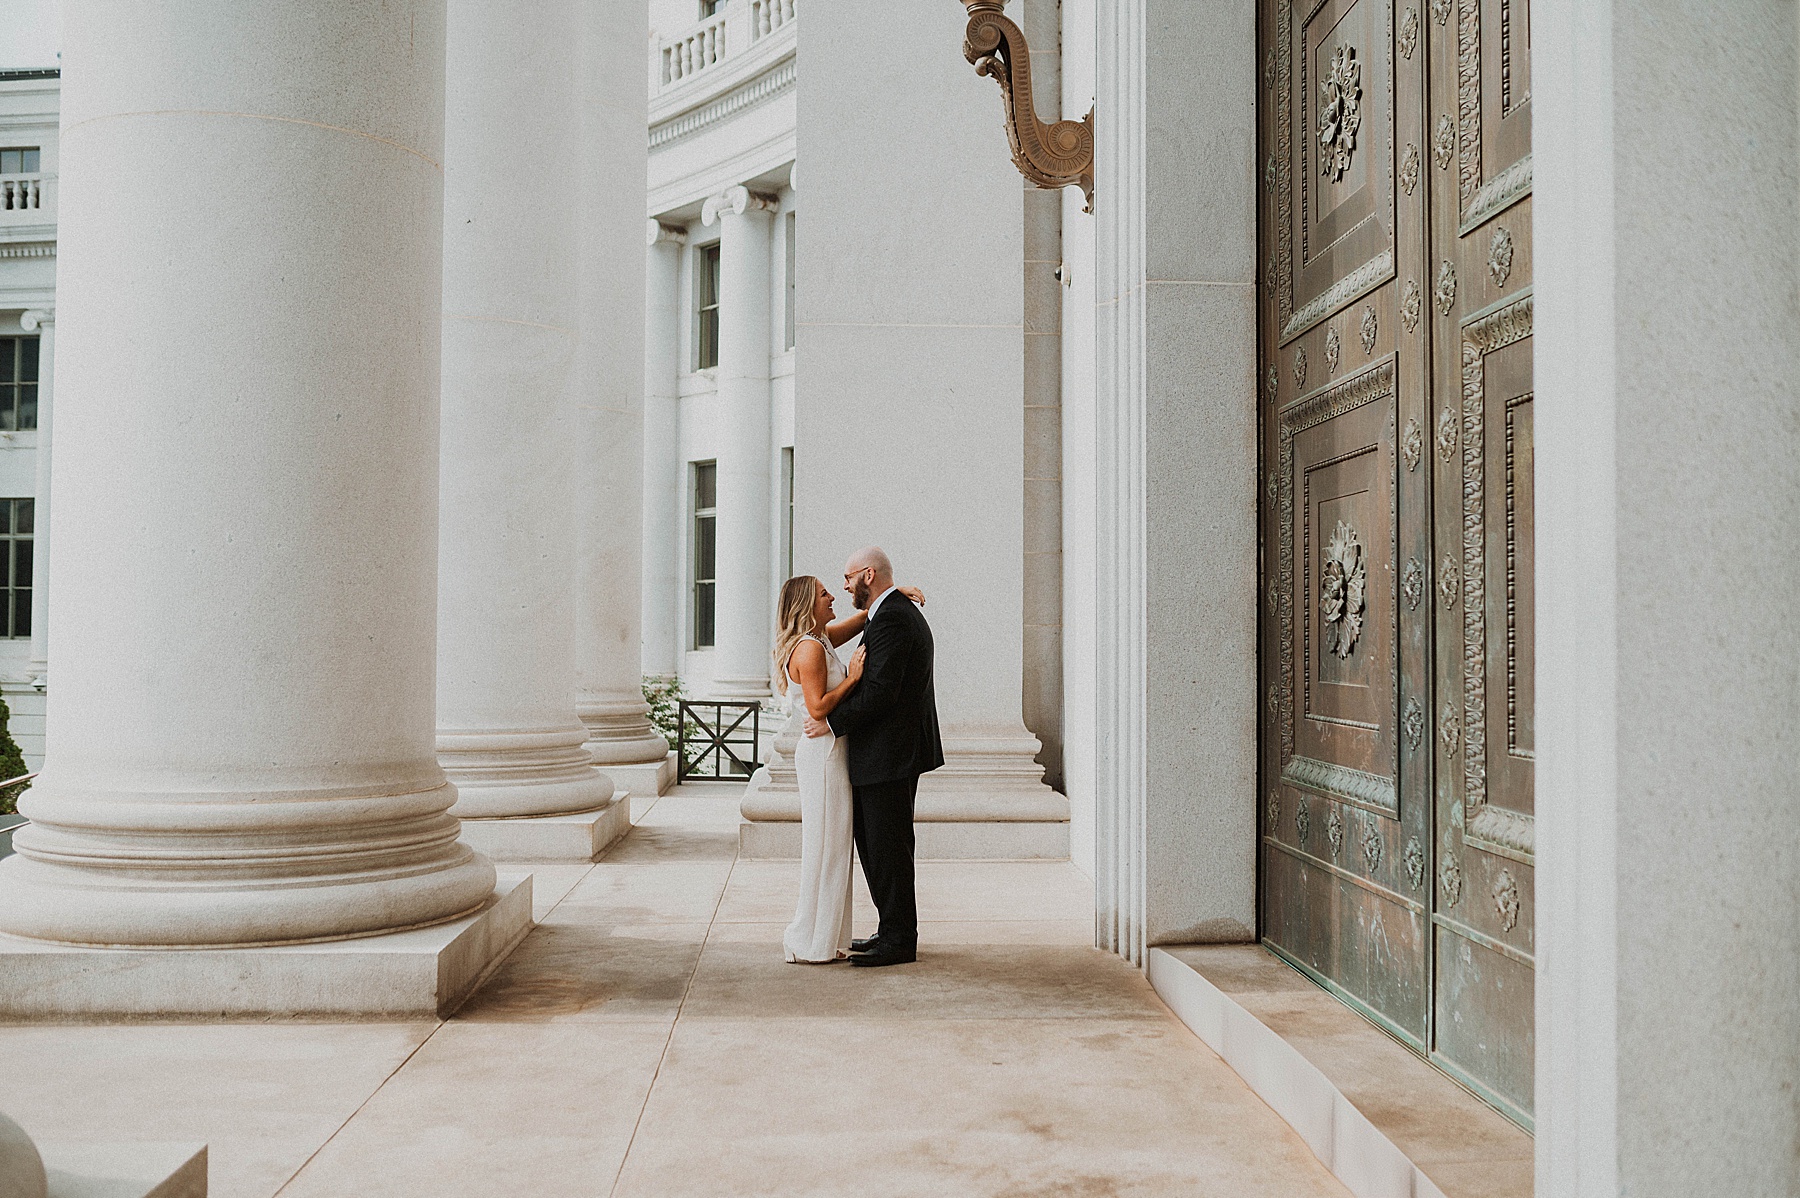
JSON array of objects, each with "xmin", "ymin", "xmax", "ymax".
[{"xmin": 773, "ymin": 574, "xmax": 922, "ymax": 963}]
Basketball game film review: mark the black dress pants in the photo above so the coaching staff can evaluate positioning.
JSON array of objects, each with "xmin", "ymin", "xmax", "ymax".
[{"xmin": 852, "ymin": 774, "xmax": 918, "ymax": 949}]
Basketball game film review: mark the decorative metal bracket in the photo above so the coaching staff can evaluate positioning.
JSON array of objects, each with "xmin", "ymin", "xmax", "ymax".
[{"xmin": 960, "ymin": 0, "xmax": 1095, "ymax": 212}]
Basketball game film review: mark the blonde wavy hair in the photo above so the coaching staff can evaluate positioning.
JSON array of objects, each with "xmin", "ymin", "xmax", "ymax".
[{"xmin": 772, "ymin": 575, "xmax": 823, "ymax": 694}]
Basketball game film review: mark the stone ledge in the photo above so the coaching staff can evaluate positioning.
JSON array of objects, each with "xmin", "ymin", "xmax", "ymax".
[
  {"xmin": 596, "ymin": 753, "xmax": 676, "ymax": 799},
  {"xmin": 39, "ymin": 1141, "xmax": 207, "ymax": 1198},
  {"xmin": 740, "ymin": 819, "xmax": 1069, "ymax": 861},
  {"xmin": 0, "ymin": 875, "xmax": 534, "ymax": 1020},
  {"xmin": 456, "ymin": 798, "xmax": 631, "ymax": 861},
  {"xmin": 1147, "ymin": 945, "xmax": 1532, "ymax": 1198}
]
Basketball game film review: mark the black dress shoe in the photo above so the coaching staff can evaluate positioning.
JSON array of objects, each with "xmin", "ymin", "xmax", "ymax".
[
  {"xmin": 849, "ymin": 943, "xmax": 916, "ymax": 967},
  {"xmin": 850, "ymin": 937, "xmax": 881, "ymax": 953}
]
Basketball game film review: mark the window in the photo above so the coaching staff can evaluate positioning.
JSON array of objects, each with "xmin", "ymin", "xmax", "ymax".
[
  {"xmin": 699, "ymin": 0, "xmax": 721, "ymax": 15},
  {"xmin": 691, "ymin": 461, "xmax": 717, "ymax": 649},
  {"xmin": 784, "ymin": 212, "xmax": 796, "ymax": 350},
  {"xmin": 0, "ymin": 499, "xmax": 32, "ymax": 639},
  {"xmin": 696, "ymin": 243, "xmax": 721, "ymax": 370},
  {"xmin": 0, "ymin": 338, "xmax": 39, "ymax": 431},
  {"xmin": 780, "ymin": 447, "xmax": 794, "ymax": 579},
  {"xmin": 0, "ymin": 148, "xmax": 39, "ymax": 175}
]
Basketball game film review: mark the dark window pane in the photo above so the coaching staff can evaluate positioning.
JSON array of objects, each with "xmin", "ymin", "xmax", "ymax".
[
  {"xmin": 14, "ymin": 537, "xmax": 31, "ymax": 590},
  {"xmin": 19, "ymin": 336, "xmax": 36, "ymax": 383},
  {"xmin": 695, "ymin": 582, "xmax": 716, "ymax": 648},
  {"xmin": 12, "ymin": 588, "xmax": 27, "ymax": 639},
  {"xmin": 20, "ymin": 149, "xmax": 37, "ymax": 173},
  {"xmin": 698, "ymin": 310, "xmax": 719, "ymax": 369},
  {"xmin": 694, "ymin": 461, "xmax": 716, "ymax": 510},
  {"xmin": 0, "ymin": 150, "xmax": 16, "ymax": 174},
  {"xmin": 0, "ymin": 387, "xmax": 16, "ymax": 432},
  {"xmin": 18, "ymin": 384, "xmax": 35, "ymax": 431},
  {"xmin": 696, "ymin": 515, "xmax": 716, "ymax": 581},
  {"xmin": 0, "ymin": 341, "xmax": 15, "ymax": 384},
  {"xmin": 14, "ymin": 499, "xmax": 30, "ymax": 536}
]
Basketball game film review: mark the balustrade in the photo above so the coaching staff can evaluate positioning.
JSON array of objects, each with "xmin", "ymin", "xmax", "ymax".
[
  {"xmin": 0, "ymin": 177, "xmax": 41, "ymax": 212},
  {"xmin": 654, "ymin": 0, "xmax": 795, "ymax": 95}
]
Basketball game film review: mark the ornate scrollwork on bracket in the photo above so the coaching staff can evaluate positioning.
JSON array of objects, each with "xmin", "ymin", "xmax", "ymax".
[
  {"xmin": 962, "ymin": 1, "xmax": 1096, "ymax": 212},
  {"xmin": 1321, "ymin": 520, "xmax": 1367, "ymax": 659},
  {"xmin": 1317, "ymin": 44, "xmax": 1363, "ymax": 181}
]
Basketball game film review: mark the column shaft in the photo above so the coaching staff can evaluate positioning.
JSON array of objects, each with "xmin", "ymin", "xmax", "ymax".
[
  {"xmin": 705, "ymin": 188, "xmax": 777, "ymax": 699},
  {"xmin": 436, "ymin": 0, "xmax": 613, "ymax": 820},
  {"xmin": 573, "ymin": 4, "xmax": 668, "ymax": 775},
  {"xmin": 24, "ymin": 309, "xmax": 50, "ymax": 684},
  {"xmin": 0, "ymin": 0, "xmax": 494, "ymax": 947},
  {"xmin": 641, "ymin": 224, "xmax": 686, "ymax": 680}
]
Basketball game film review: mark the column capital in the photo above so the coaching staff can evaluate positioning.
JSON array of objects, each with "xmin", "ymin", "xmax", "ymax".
[
  {"xmin": 702, "ymin": 185, "xmax": 779, "ymax": 227},
  {"xmin": 646, "ymin": 219, "xmax": 687, "ymax": 247},
  {"xmin": 18, "ymin": 309, "xmax": 52, "ymax": 332}
]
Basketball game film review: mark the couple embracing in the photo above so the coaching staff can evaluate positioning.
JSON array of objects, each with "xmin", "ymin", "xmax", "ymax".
[{"xmin": 772, "ymin": 546, "xmax": 943, "ymax": 967}]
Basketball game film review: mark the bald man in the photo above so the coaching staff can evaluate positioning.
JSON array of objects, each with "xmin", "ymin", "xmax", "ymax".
[{"xmin": 804, "ymin": 545, "xmax": 944, "ymax": 966}]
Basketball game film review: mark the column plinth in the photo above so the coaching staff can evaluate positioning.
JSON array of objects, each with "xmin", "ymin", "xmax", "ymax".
[{"xmin": 0, "ymin": 0, "xmax": 499, "ymax": 952}]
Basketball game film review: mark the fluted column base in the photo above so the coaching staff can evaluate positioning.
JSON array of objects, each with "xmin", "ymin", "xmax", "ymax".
[
  {"xmin": 740, "ymin": 721, "xmax": 1069, "ymax": 859},
  {"xmin": 0, "ymin": 874, "xmax": 533, "ymax": 1018},
  {"xmin": 0, "ymin": 772, "xmax": 497, "ymax": 949},
  {"xmin": 438, "ymin": 722, "xmax": 616, "ymax": 820}
]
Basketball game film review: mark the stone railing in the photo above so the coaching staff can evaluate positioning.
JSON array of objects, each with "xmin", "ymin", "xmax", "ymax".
[
  {"xmin": 653, "ymin": 0, "xmax": 795, "ymax": 97},
  {"xmin": 0, "ymin": 175, "xmax": 42, "ymax": 211},
  {"xmin": 657, "ymin": 8, "xmax": 730, "ymax": 89},
  {"xmin": 750, "ymin": 0, "xmax": 794, "ymax": 38}
]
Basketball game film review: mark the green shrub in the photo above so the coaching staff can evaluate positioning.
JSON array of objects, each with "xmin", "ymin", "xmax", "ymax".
[{"xmin": 0, "ymin": 695, "xmax": 29, "ymax": 816}]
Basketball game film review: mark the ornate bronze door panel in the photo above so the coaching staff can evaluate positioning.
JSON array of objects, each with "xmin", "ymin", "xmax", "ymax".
[{"xmin": 1257, "ymin": 0, "xmax": 1534, "ymax": 1127}]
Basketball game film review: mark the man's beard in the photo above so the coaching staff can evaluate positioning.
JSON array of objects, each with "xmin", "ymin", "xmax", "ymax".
[{"xmin": 853, "ymin": 579, "xmax": 871, "ymax": 610}]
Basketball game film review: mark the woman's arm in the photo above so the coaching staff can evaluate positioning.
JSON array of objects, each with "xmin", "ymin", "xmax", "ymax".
[
  {"xmin": 823, "ymin": 585, "xmax": 926, "ymax": 647},
  {"xmin": 789, "ymin": 639, "xmax": 866, "ymax": 720}
]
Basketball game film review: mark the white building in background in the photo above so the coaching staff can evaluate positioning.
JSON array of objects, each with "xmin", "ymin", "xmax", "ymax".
[
  {"xmin": 641, "ymin": 0, "xmax": 797, "ymax": 702},
  {"xmin": 0, "ymin": 70, "xmax": 57, "ymax": 769}
]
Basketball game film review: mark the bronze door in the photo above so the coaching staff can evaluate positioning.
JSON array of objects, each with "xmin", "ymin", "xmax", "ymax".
[{"xmin": 1256, "ymin": 0, "xmax": 1535, "ymax": 1127}]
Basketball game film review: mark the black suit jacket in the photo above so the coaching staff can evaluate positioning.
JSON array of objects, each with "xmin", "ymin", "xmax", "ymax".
[{"xmin": 826, "ymin": 594, "xmax": 946, "ymax": 786}]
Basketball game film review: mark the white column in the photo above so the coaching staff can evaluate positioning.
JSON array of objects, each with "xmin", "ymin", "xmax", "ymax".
[
  {"xmin": 21, "ymin": 308, "xmax": 50, "ymax": 686},
  {"xmin": 1535, "ymin": 1, "xmax": 1800, "ymax": 1192},
  {"xmin": 0, "ymin": 0, "xmax": 495, "ymax": 946},
  {"xmin": 792, "ymin": 4, "xmax": 1066, "ymax": 860},
  {"xmin": 436, "ymin": 0, "xmax": 615, "ymax": 824},
  {"xmin": 641, "ymin": 221, "xmax": 686, "ymax": 680},
  {"xmin": 571, "ymin": 1, "xmax": 670, "ymax": 791},
  {"xmin": 703, "ymin": 185, "xmax": 778, "ymax": 700}
]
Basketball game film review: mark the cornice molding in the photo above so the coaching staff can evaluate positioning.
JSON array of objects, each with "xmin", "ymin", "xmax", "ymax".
[
  {"xmin": 0, "ymin": 243, "xmax": 53, "ymax": 259},
  {"xmin": 649, "ymin": 57, "xmax": 795, "ymax": 151}
]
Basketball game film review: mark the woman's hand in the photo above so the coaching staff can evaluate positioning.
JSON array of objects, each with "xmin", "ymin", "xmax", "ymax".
[
  {"xmin": 899, "ymin": 585, "xmax": 926, "ymax": 606},
  {"xmin": 847, "ymin": 645, "xmax": 867, "ymax": 683}
]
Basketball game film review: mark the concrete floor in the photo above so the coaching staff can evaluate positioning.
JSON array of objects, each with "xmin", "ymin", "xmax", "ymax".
[{"xmin": 0, "ymin": 788, "xmax": 1349, "ymax": 1198}]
